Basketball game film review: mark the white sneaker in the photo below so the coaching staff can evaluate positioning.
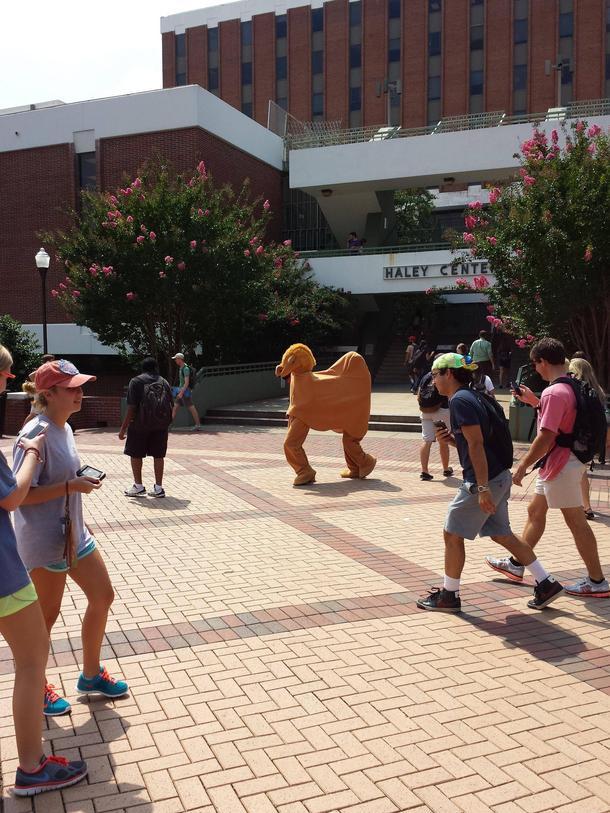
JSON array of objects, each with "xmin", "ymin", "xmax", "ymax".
[
  {"xmin": 565, "ymin": 577, "xmax": 610, "ymax": 598},
  {"xmin": 124, "ymin": 484, "xmax": 146, "ymax": 497},
  {"xmin": 148, "ymin": 485, "xmax": 165, "ymax": 498},
  {"xmin": 485, "ymin": 555, "xmax": 525, "ymax": 582},
  {"xmin": 190, "ymin": 424, "xmax": 202, "ymax": 431}
]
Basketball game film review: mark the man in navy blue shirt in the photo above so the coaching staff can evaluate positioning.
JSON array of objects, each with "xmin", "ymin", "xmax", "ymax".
[{"xmin": 416, "ymin": 353, "xmax": 563, "ymax": 613}]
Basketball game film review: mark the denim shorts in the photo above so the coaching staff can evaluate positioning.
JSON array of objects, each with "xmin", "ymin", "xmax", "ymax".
[{"xmin": 445, "ymin": 470, "xmax": 512, "ymax": 540}]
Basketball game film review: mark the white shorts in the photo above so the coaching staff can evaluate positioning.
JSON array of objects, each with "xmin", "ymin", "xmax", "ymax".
[
  {"xmin": 420, "ymin": 407, "xmax": 450, "ymax": 443},
  {"xmin": 535, "ymin": 453, "xmax": 585, "ymax": 509}
]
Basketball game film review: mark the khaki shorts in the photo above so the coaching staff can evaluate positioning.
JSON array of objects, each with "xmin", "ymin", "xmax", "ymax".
[
  {"xmin": 535, "ymin": 453, "xmax": 585, "ymax": 509},
  {"xmin": 420, "ymin": 408, "xmax": 450, "ymax": 443}
]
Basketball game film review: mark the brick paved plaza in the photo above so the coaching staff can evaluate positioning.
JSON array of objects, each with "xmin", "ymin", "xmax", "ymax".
[{"xmin": 1, "ymin": 425, "xmax": 610, "ymax": 813}]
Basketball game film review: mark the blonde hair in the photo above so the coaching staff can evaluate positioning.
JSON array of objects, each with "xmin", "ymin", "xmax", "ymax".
[
  {"xmin": 569, "ymin": 358, "xmax": 606, "ymax": 404},
  {"xmin": 21, "ymin": 379, "xmax": 49, "ymax": 411},
  {"xmin": 0, "ymin": 344, "xmax": 13, "ymax": 373}
]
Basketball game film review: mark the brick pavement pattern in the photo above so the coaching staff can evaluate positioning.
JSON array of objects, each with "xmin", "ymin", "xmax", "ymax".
[{"xmin": 1, "ymin": 426, "xmax": 610, "ymax": 813}]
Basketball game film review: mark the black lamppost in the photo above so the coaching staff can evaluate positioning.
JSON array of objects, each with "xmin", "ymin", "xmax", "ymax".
[{"xmin": 35, "ymin": 248, "xmax": 50, "ymax": 354}]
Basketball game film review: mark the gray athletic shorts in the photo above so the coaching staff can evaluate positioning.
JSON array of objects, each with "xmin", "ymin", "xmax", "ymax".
[{"xmin": 444, "ymin": 469, "xmax": 513, "ymax": 540}]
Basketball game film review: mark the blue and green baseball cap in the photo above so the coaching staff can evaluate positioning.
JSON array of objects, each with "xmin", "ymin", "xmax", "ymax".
[{"xmin": 432, "ymin": 352, "xmax": 478, "ymax": 371}]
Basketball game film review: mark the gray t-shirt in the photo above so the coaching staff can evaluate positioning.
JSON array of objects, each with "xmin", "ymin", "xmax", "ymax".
[{"xmin": 12, "ymin": 416, "xmax": 93, "ymax": 570}]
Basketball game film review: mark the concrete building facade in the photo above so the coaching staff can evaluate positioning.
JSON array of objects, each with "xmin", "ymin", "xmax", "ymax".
[{"xmin": 161, "ymin": 0, "xmax": 610, "ymax": 129}]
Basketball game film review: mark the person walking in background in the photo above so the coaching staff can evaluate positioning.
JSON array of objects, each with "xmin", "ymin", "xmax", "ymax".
[
  {"xmin": 416, "ymin": 353, "xmax": 562, "ymax": 613},
  {"xmin": 171, "ymin": 352, "xmax": 201, "ymax": 430},
  {"xmin": 404, "ymin": 335, "xmax": 418, "ymax": 390},
  {"xmin": 410, "ymin": 339, "xmax": 434, "ymax": 393},
  {"xmin": 568, "ymin": 357, "xmax": 606, "ymax": 520},
  {"xmin": 417, "ymin": 361, "xmax": 453, "ymax": 481},
  {"xmin": 471, "ymin": 367, "xmax": 496, "ymax": 399},
  {"xmin": 494, "ymin": 327, "xmax": 512, "ymax": 389},
  {"xmin": 13, "ymin": 359, "xmax": 129, "ymax": 718},
  {"xmin": 486, "ymin": 338, "xmax": 609, "ymax": 597},
  {"xmin": 119, "ymin": 357, "xmax": 173, "ymax": 498},
  {"xmin": 456, "ymin": 343, "xmax": 468, "ymax": 357},
  {"xmin": 470, "ymin": 330, "xmax": 494, "ymax": 379},
  {"xmin": 0, "ymin": 346, "xmax": 88, "ymax": 796}
]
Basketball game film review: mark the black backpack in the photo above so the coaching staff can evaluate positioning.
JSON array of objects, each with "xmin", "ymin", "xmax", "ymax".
[
  {"xmin": 136, "ymin": 376, "xmax": 173, "ymax": 430},
  {"xmin": 552, "ymin": 376, "xmax": 607, "ymax": 464},
  {"xmin": 417, "ymin": 372, "xmax": 444, "ymax": 411},
  {"xmin": 469, "ymin": 390, "xmax": 514, "ymax": 470}
]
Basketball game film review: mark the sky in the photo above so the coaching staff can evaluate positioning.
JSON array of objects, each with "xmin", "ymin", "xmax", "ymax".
[{"xmin": 1, "ymin": 0, "xmax": 220, "ymax": 110}]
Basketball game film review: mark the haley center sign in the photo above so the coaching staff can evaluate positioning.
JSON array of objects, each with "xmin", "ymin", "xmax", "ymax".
[{"xmin": 383, "ymin": 261, "xmax": 490, "ymax": 280}]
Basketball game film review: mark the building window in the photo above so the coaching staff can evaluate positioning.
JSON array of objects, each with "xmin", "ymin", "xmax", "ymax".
[
  {"xmin": 276, "ymin": 15, "xmax": 288, "ymax": 109},
  {"xmin": 311, "ymin": 10, "xmax": 324, "ymax": 120},
  {"xmin": 276, "ymin": 55, "xmax": 287, "ymax": 80},
  {"xmin": 389, "ymin": 38, "xmax": 401, "ymax": 63},
  {"xmin": 276, "ymin": 15, "xmax": 287, "ymax": 38},
  {"xmin": 312, "ymin": 50, "xmax": 323, "ymax": 74},
  {"xmin": 427, "ymin": 0, "xmax": 442, "ymax": 123},
  {"xmin": 389, "ymin": 0, "xmax": 401, "ymax": 18},
  {"xmin": 241, "ymin": 20, "xmax": 252, "ymax": 46},
  {"xmin": 349, "ymin": 1, "xmax": 362, "ymax": 127},
  {"xmin": 428, "ymin": 76, "xmax": 441, "ymax": 100},
  {"xmin": 428, "ymin": 31, "xmax": 441, "ymax": 56},
  {"xmin": 242, "ymin": 62, "xmax": 252, "ymax": 85},
  {"xmin": 175, "ymin": 33, "xmax": 187, "ymax": 86},
  {"xmin": 513, "ymin": 17, "xmax": 527, "ymax": 43},
  {"xmin": 78, "ymin": 152, "xmax": 96, "ymax": 190},
  {"xmin": 513, "ymin": 64, "xmax": 527, "ymax": 90},
  {"xmin": 387, "ymin": 0, "xmax": 401, "ymax": 124},
  {"xmin": 207, "ymin": 28, "xmax": 219, "ymax": 94},
  {"xmin": 512, "ymin": 0, "xmax": 528, "ymax": 113},
  {"xmin": 469, "ymin": 0, "xmax": 484, "ymax": 112},
  {"xmin": 312, "ymin": 93, "xmax": 324, "ymax": 115},
  {"xmin": 312, "ymin": 8, "xmax": 323, "ymax": 32},
  {"xmin": 558, "ymin": 0, "xmax": 573, "ymax": 103},
  {"xmin": 242, "ymin": 102, "xmax": 253, "ymax": 118}
]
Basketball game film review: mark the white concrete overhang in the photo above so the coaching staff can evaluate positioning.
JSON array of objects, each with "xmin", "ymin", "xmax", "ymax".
[
  {"xmin": 0, "ymin": 85, "xmax": 284, "ymax": 170},
  {"xmin": 306, "ymin": 249, "xmax": 493, "ymax": 295}
]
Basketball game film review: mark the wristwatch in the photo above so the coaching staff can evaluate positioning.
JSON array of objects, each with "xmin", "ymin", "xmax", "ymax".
[{"xmin": 469, "ymin": 484, "xmax": 490, "ymax": 494}]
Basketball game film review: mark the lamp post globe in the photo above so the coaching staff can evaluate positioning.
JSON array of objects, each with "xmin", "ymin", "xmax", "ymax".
[{"xmin": 35, "ymin": 248, "xmax": 51, "ymax": 355}]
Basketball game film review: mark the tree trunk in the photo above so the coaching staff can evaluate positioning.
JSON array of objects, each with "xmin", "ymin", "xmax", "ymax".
[{"xmin": 567, "ymin": 296, "xmax": 610, "ymax": 391}]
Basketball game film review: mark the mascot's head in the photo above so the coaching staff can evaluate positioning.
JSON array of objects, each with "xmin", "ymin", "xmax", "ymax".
[{"xmin": 275, "ymin": 343, "xmax": 316, "ymax": 378}]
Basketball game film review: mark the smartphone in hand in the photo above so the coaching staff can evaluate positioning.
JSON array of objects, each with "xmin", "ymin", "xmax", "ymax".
[
  {"xmin": 24, "ymin": 422, "xmax": 47, "ymax": 440},
  {"xmin": 76, "ymin": 465, "xmax": 106, "ymax": 481},
  {"xmin": 510, "ymin": 381, "xmax": 523, "ymax": 396},
  {"xmin": 433, "ymin": 420, "xmax": 448, "ymax": 431}
]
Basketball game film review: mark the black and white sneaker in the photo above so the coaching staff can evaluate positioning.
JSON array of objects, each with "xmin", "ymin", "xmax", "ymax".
[
  {"xmin": 527, "ymin": 576, "xmax": 564, "ymax": 610},
  {"xmin": 124, "ymin": 484, "xmax": 146, "ymax": 497},
  {"xmin": 416, "ymin": 587, "xmax": 461, "ymax": 613},
  {"xmin": 148, "ymin": 486, "xmax": 165, "ymax": 498}
]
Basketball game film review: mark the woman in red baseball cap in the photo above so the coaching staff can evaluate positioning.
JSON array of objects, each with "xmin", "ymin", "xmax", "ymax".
[
  {"xmin": 0, "ymin": 347, "xmax": 88, "ymax": 795},
  {"xmin": 12, "ymin": 359, "xmax": 128, "ymax": 719}
]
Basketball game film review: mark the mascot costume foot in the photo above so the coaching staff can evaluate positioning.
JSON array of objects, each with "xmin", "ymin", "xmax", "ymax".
[{"xmin": 275, "ymin": 343, "xmax": 377, "ymax": 486}]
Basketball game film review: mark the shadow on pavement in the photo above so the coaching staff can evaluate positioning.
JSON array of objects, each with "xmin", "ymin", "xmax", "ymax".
[{"xmin": 300, "ymin": 480, "xmax": 402, "ymax": 497}]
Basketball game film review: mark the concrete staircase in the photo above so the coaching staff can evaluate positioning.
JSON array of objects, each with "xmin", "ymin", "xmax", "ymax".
[
  {"xmin": 205, "ymin": 407, "xmax": 421, "ymax": 433},
  {"xmin": 374, "ymin": 337, "xmax": 410, "ymax": 386}
]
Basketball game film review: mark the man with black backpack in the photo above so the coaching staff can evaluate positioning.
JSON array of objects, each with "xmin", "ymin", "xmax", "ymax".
[
  {"xmin": 119, "ymin": 357, "xmax": 173, "ymax": 498},
  {"xmin": 416, "ymin": 353, "xmax": 563, "ymax": 613},
  {"xmin": 486, "ymin": 337, "xmax": 608, "ymax": 598}
]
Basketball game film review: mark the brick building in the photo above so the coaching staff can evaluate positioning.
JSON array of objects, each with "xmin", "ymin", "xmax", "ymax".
[
  {"xmin": 161, "ymin": 0, "xmax": 610, "ymax": 129},
  {"xmin": 0, "ymin": 86, "xmax": 283, "ymax": 357}
]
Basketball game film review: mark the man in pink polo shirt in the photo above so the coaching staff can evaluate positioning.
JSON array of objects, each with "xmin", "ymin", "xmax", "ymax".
[{"xmin": 485, "ymin": 337, "xmax": 608, "ymax": 598}]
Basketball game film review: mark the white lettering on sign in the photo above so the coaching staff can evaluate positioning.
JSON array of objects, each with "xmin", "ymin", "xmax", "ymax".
[{"xmin": 383, "ymin": 262, "xmax": 490, "ymax": 280}]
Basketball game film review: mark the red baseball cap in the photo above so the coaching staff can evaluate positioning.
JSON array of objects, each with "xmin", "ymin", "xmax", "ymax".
[{"xmin": 34, "ymin": 359, "xmax": 96, "ymax": 390}]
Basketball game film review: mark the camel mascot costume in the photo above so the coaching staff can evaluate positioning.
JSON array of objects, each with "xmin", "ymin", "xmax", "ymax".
[{"xmin": 275, "ymin": 343, "xmax": 377, "ymax": 486}]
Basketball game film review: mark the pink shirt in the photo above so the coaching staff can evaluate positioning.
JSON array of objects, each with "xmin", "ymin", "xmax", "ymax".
[{"xmin": 537, "ymin": 382, "xmax": 577, "ymax": 481}]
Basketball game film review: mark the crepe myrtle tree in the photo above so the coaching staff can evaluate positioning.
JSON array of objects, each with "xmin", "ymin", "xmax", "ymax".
[
  {"xmin": 0, "ymin": 315, "xmax": 42, "ymax": 390},
  {"xmin": 42, "ymin": 159, "xmax": 353, "ymax": 376},
  {"xmin": 453, "ymin": 121, "xmax": 610, "ymax": 387}
]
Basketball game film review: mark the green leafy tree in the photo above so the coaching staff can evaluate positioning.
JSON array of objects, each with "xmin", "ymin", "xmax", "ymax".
[
  {"xmin": 0, "ymin": 315, "xmax": 42, "ymax": 391},
  {"xmin": 457, "ymin": 121, "xmax": 610, "ymax": 387},
  {"xmin": 43, "ymin": 160, "xmax": 353, "ymax": 377},
  {"xmin": 394, "ymin": 188, "xmax": 435, "ymax": 244}
]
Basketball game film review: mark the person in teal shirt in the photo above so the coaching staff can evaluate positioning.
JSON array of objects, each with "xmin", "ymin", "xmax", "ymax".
[
  {"xmin": 171, "ymin": 352, "xmax": 202, "ymax": 430},
  {"xmin": 469, "ymin": 330, "xmax": 494, "ymax": 378}
]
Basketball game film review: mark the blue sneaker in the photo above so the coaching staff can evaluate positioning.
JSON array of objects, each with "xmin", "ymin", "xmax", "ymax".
[
  {"xmin": 14, "ymin": 754, "xmax": 88, "ymax": 796},
  {"xmin": 43, "ymin": 684, "xmax": 71, "ymax": 716},
  {"xmin": 76, "ymin": 665, "xmax": 128, "ymax": 698}
]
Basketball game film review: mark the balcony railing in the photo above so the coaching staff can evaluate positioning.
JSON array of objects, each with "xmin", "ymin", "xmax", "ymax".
[
  {"xmin": 299, "ymin": 243, "xmax": 450, "ymax": 259},
  {"xmin": 287, "ymin": 99, "xmax": 610, "ymax": 150}
]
